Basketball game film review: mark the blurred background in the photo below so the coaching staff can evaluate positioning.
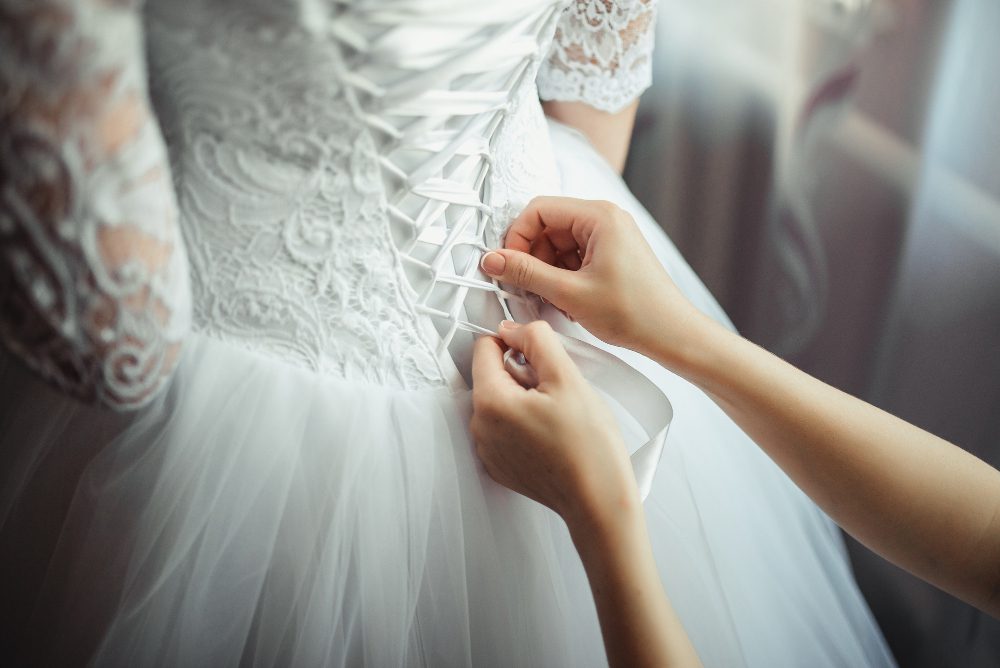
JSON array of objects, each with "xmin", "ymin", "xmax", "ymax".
[{"xmin": 625, "ymin": 0, "xmax": 1000, "ymax": 665}]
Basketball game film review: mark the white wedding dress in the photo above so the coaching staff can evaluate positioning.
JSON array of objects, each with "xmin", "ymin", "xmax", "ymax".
[{"xmin": 0, "ymin": 0, "xmax": 894, "ymax": 666}]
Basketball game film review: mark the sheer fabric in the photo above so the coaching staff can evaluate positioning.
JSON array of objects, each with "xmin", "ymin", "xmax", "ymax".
[
  {"xmin": 0, "ymin": 0, "xmax": 661, "ymax": 402},
  {"xmin": 0, "ymin": 0, "xmax": 190, "ymax": 410},
  {"xmin": 538, "ymin": 0, "xmax": 659, "ymax": 112},
  {"xmin": 0, "ymin": 1, "xmax": 894, "ymax": 666}
]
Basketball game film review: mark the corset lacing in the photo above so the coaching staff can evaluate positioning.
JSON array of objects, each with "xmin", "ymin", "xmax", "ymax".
[
  {"xmin": 325, "ymin": 0, "xmax": 565, "ymax": 358},
  {"xmin": 319, "ymin": 0, "xmax": 672, "ymax": 500}
]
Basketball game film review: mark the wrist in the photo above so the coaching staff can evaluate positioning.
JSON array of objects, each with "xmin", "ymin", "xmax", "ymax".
[
  {"xmin": 671, "ymin": 317, "xmax": 751, "ymax": 400},
  {"xmin": 634, "ymin": 304, "xmax": 715, "ymax": 373},
  {"xmin": 566, "ymin": 493, "xmax": 650, "ymax": 594},
  {"xmin": 564, "ymin": 475, "xmax": 645, "ymax": 557}
]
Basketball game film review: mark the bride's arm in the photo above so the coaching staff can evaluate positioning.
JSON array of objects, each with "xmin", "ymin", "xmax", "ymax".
[
  {"xmin": 0, "ymin": 0, "xmax": 191, "ymax": 410},
  {"xmin": 542, "ymin": 99, "xmax": 640, "ymax": 176},
  {"xmin": 537, "ymin": 0, "xmax": 658, "ymax": 173}
]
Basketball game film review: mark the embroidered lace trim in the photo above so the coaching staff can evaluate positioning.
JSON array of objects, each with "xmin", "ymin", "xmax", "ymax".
[{"xmin": 538, "ymin": 0, "xmax": 659, "ymax": 113}]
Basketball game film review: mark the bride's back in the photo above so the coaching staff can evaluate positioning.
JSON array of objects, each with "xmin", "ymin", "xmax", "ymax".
[{"xmin": 144, "ymin": 0, "xmax": 568, "ymax": 389}]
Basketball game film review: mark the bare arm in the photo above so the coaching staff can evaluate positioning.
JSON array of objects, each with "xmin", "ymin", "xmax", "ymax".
[
  {"xmin": 543, "ymin": 100, "xmax": 639, "ymax": 174},
  {"xmin": 481, "ymin": 196, "xmax": 1000, "ymax": 617},
  {"xmin": 537, "ymin": 0, "xmax": 657, "ymax": 173},
  {"xmin": 470, "ymin": 325, "xmax": 701, "ymax": 667},
  {"xmin": 571, "ymin": 496, "xmax": 701, "ymax": 668},
  {"xmin": 661, "ymin": 318, "xmax": 1000, "ymax": 617}
]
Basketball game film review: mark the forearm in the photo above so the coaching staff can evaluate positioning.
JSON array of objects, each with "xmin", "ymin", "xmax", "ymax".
[
  {"xmin": 543, "ymin": 100, "xmax": 639, "ymax": 174},
  {"xmin": 652, "ymin": 315, "xmax": 1000, "ymax": 615},
  {"xmin": 568, "ymin": 502, "xmax": 701, "ymax": 668}
]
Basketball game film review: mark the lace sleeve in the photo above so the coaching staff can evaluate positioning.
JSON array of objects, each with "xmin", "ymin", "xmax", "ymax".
[
  {"xmin": 537, "ymin": 0, "xmax": 659, "ymax": 113},
  {"xmin": 0, "ymin": 0, "xmax": 190, "ymax": 410}
]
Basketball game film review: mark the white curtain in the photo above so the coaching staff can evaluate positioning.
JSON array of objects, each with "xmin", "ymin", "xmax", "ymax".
[{"xmin": 626, "ymin": 0, "xmax": 1000, "ymax": 665}]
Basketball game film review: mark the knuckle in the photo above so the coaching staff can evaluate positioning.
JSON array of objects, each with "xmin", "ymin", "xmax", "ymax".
[
  {"xmin": 594, "ymin": 199, "xmax": 620, "ymax": 217},
  {"xmin": 511, "ymin": 256, "xmax": 534, "ymax": 288},
  {"xmin": 524, "ymin": 320, "xmax": 552, "ymax": 339},
  {"xmin": 523, "ymin": 321, "xmax": 554, "ymax": 349},
  {"xmin": 612, "ymin": 207, "xmax": 636, "ymax": 229},
  {"xmin": 526, "ymin": 195, "xmax": 547, "ymax": 210}
]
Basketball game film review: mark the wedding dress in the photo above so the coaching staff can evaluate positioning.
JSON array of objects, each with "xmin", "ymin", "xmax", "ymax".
[{"xmin": 0, "ymin": 0, "xmax": 895, "ymax": 665}]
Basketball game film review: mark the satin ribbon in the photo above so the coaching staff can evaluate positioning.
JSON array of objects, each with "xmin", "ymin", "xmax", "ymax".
[
  {"xmin": 563, "ymin": 334, "xmax": 673, "ymax": 501},
  {"xmin": 503, "ymin": 330, "xmax": 673, "ymax": 502},
  {"xmin": 327, "ymin": 2, "xmax": 671, "ymax": 496}
]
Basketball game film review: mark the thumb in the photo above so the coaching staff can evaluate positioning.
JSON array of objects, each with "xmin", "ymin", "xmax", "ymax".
[
  {"xmin": 480, "ymin": 249, "xmax": 571, "ymax": 302},
  {"xmin": 497, "ymin": 320, "xmax": 579, "ymax": 387}
]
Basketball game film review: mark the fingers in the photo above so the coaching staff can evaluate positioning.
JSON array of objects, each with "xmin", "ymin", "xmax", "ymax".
[
  {"xmin": 496, "ymin": 320, "xmax": 579, "ymax": 387},
  {"xmin": 480, "ymin": 249, "xmax": 575, "ymax": 304},
  {"xmin": 471, "ymin": 335, "xmax": 522, "ymax": 397},
  {"xmin": 557, "ymin": 248, "xmax": 583, "ymax": 271},
  {"xmin": 483, "ymin": 196, "xmax": 630, "ymax": 300},
  {"xmin": 505, "ymin": 196, "xmax": 613, "ymax": 257}
]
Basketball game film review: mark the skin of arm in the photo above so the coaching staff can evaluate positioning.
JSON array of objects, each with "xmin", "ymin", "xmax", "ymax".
[
  {"xmin": 665, "ymin": 318, "xmax": 1000, "ymax": 618},
  {"xmin": 478, "ymin": 195, "xmax": 1000, "ymax": 618},
  {"xmin": 543, "ymin": 100, "xmax": 640, "ymax": 174},
  {"xmin": 470, "ymin": 323, "xmax": 701, "ymax": 668}
]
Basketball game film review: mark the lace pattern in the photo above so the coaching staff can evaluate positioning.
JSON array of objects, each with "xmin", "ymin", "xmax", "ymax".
[
  {"xmin": 488, "ymin": 82, "xmax": 562, "ymax": 240},
  {"xmin": 538, "ymin": 0, "xmax": 659, "ymax": 113},
  {"xmin": 1, "ymin": 0, "xmax": 657, "ymax": 400},
  {"xmin": 324, "ymin": 1, "xmax": 568, "ymax": 374},
  {"xmin": 0, "ymin": 0, "xmax": 191, "ymax": 410},
  {"xmin": 145, "ymin": 3, "xmax": 445, "ymax": 390}
]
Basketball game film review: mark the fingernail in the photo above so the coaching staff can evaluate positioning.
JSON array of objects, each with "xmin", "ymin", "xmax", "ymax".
[
  {"xmin": 499, "ymin": 320, "xmax": 521, "ymax": 329},
  {"xmin": 481, "ymin": 251, "xmax": 505, "ymax": 276}
]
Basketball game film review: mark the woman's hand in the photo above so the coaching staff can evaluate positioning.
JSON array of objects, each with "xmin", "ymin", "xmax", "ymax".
[
  {"xmin": 470, "ymin": 319, "xmax": 704, "ymax": 668},
  {"xmin": 480, "ymin": 197, "xmax": 709, "ymax": 366},
  {"xmin": 470, "ymin": 320, "xmax": 640, "ymax": 533}
]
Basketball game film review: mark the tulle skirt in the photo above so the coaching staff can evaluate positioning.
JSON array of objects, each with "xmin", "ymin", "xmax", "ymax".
[{"xmin": 0, "ymin": 121, "xmax": 894, "ymax": 667}]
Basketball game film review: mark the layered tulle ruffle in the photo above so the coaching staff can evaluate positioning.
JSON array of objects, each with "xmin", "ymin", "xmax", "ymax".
[{"xmin": 0, "ymin": 121, "xmax": 894, "ymax": 668}]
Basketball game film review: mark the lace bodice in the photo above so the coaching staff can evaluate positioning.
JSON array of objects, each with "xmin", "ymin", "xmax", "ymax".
[{"xmin": 0, "ymin": 0, "xmax": 659, "ymax": 408}]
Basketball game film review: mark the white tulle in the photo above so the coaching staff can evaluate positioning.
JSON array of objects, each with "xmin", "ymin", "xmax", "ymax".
[
  {"xmin": 0, "ymin": 122, "xmax": 894, "ymax": 667},
  {"xmin": 0, "ymin": 0, "xmax": 894, "ymax": 665}
]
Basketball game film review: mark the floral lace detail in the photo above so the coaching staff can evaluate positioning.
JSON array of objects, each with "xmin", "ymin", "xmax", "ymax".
[
  {"xmin": 3, "ymin": 0, "xmax": 646, "ymax": 399},
  {"xmin": 145, "ymin": 3, "xmax": 444, "ymax": 390},
  {"xmin": 538, "ymin": 0, "xmax": 659, "ymax": 113},
  {"xmin": 488, "ymin": 81, "xmax": 562, "ymax": 241},
  {"xmin": 0, "ymin": 0, "xmax": 191, "ymax": 409}
]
